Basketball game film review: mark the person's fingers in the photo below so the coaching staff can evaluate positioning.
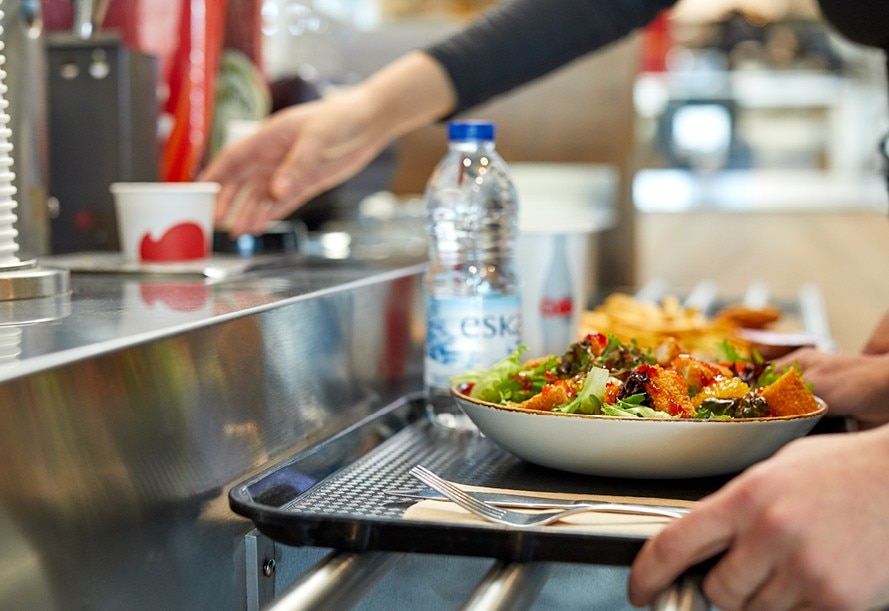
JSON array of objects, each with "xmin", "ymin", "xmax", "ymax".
[
  {"xmin": 861, "ymin": 310, "xmax": 889, "ymax": 354},
  {"xmin": 225, "ymin": 188, "xmax": 273, "ymax": 237},
  {"xmin": 242, "ymin": 200, "xmax": 286, "ymax": 236},
  {"xmin": 698, "ymin": 519, "xmax": 785, "ymax": 610},
  {"xmin": 200, "ymin": 126, "xmax": 275, "ymax": 179},
  {"xmin": 223, "ymin": 182, "xmax": 272, "ymax": 236},
  {"xmin": 742, "ymin": 535, "xmax": 867, "ymax": 611},
  {"xmin": 214, "ymin": 180, "xmax": 247, "ymax": 226},
  {"xmin": 268, "ymin": 134, "xmax": 329, "ymax": 207},
  {"xmin": 268, "ymin": 121, "xmax": 381, "ymax": 209},
  {"xmin": 628, "ymin": 504, "xmax": 735, "ymax": 606},
  {"xmin": 771, "ymin": 346, "xmax": 812, "ymax": 371},
  {"xmin": 700, "ymin": 559, "xmax": 773, "ymax": 610},
  {"xmin": 741, "ymin": 569, "xmax": 804, "ymax": 611},
  {"xmin": 205, "ymin": 145, "xmax": 288, "ymax": 229}
]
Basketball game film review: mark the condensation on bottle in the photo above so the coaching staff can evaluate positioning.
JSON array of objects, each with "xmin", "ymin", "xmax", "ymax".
[{"xmin": 423, "ymin": 120, "xmax": 521, "ymax": 430}]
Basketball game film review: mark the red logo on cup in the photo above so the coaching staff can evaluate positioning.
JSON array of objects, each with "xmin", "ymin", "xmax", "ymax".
[
  {"xmin": 139, "ymin": 222, "xmax": 207, "ymax": 262},
  {"xmin": 540, "ymin": 297, "xmax": 573, "ymax": 318}
]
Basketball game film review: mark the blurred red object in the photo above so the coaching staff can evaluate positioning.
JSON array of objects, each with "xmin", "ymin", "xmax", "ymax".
[
  {"xmin": 640, "ymin": 10, "xmax": 674, "ymax": 73},
  {"xmin": 161, "ymin": 0, "xmax": 227, "ymax": 182},
  {"xmin": 224, "ymin": 0, "xmax": 264, "ymax": 66}
]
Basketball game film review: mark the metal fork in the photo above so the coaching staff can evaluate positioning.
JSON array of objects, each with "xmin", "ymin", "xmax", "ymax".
[{"xmin": 408, "ymin": 465, "xmax": 688, "ymax": 527}]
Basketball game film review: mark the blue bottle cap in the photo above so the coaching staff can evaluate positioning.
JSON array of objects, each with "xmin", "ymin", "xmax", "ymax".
[{"xmin": 448, "ymin": 121, "xmax": 495, "ymax": 142}]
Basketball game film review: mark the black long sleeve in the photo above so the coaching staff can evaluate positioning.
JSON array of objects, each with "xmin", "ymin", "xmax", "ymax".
[
  {"xmin": 425, "ymin": 0, "xmax": 889, "ymax": 116},
  {"xmin": 816, "ymin": 0, "xmax": 888, "ymax": 49},
  {"xmin": 424, "ymin": 0, "xmax": 678, "ymax": 114}
]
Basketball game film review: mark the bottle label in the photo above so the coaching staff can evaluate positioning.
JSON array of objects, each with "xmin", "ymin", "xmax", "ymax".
[
  {"xmin": 540, "ymin": 296, "xmax": 574, "ymax": 318},
  {"xmin": 424, "ymin": 295, "xmax": 521, "ymax": 390}
]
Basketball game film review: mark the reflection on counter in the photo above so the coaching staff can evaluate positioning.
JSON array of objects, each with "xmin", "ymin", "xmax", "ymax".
[
  {"xmin": 118, "ymin": 280, "xmax": 213, "ymax": 336},
  {"xmin": 4, "ymin": 254, "xmax": 425, "ymax": 382}
]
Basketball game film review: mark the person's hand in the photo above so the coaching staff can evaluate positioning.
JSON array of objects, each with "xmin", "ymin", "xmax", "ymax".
[
  {"xmin": 773, "ymin": 348, "xmax": 889, "ymax": 428},
  {"xmin": 199, "ymin": 88, "xmax": 390, "ymax": 236},
  {"xmin": 199, "ymin": 51, "xmax": 456, "ymax": 237},
  {"xmin": 771, "ymin": 310, "xmax": 889, "ymax": 428},
  {"xmin": 628, "ymin": 426, "xmax": 889, "ymax": 610}
]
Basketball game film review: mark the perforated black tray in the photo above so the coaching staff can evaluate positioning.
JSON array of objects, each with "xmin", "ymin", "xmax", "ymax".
[{"xmin": 228, "ymin": 394, "xmax": 736, "ymax": 566}]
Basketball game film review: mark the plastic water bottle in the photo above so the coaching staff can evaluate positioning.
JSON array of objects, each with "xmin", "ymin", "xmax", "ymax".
[{"xmin": 423, "ymin": 120, "xmax": 521, "ymax": 430}]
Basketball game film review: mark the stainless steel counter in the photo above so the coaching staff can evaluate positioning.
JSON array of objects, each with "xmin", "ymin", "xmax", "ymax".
[
  {"xmin": 2, "ymin": 255, "xmax": 422, "ymax": 376},
  {"xmin": 0, "ymin": 253, "xmax": 426, "ymax": 610}
]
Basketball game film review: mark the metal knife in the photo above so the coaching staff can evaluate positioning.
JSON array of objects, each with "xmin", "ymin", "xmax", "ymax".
[{"xmin": 385, "ymin": 486, "xmax": 689, "ymax": 513}]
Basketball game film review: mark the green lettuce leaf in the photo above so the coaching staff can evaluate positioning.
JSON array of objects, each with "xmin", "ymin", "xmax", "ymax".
[
  {"xmin": 450, "ymin": 345, "xmax": 528, "ymax": 404},
  {"xmin": 555, "ymin": 367, "xmax": 609, "ymax": 415},
  {"xmin": 601, "ymin": 404, "xmax": 673, "ymax": 418}
]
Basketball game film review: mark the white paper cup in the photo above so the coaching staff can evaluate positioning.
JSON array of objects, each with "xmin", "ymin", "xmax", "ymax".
[{"xmin": 110, "ymin": 182, "xmax": 219, "ymax": 263}]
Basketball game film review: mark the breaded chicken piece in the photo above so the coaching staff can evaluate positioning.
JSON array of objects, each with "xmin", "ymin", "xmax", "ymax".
[
  {"xmin": 516, "ymin": 382, "xmax": 570, "ymax": 412},
  {"xmin": 646, "ymin": 366, "xmax": 696, "ymax": 417},
  {"xmin": 759, "ymin": 368, "xmax": 821, "ymax": 416}
]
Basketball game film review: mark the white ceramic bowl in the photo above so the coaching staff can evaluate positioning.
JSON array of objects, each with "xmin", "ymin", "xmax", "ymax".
[{"xmin": 452, "ymin": 388, "xmax": 827, "ymax": 479}]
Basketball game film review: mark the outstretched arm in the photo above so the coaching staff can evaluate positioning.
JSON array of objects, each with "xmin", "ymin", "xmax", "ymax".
[
  {"xmin": 199, "ymin": 52, "xmax": 456, "ymax": 236},
  {"xmin": 200, "ymin": 0, "xmax": 677, "ymax": 235}
]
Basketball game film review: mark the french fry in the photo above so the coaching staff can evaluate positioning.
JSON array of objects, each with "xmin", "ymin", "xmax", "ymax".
[{"xmin": 579, "ymin": 293, "xmax": 780, "ymax": 360}]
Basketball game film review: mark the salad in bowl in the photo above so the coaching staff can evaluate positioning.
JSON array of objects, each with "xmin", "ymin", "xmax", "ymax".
[
  {"xmin": 450, "ymin": 333, "xmax": 826, "ymax": 477},
  {"xmin": 453, "ymin": 332, "xmax": 821, "ymax": 421}
]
